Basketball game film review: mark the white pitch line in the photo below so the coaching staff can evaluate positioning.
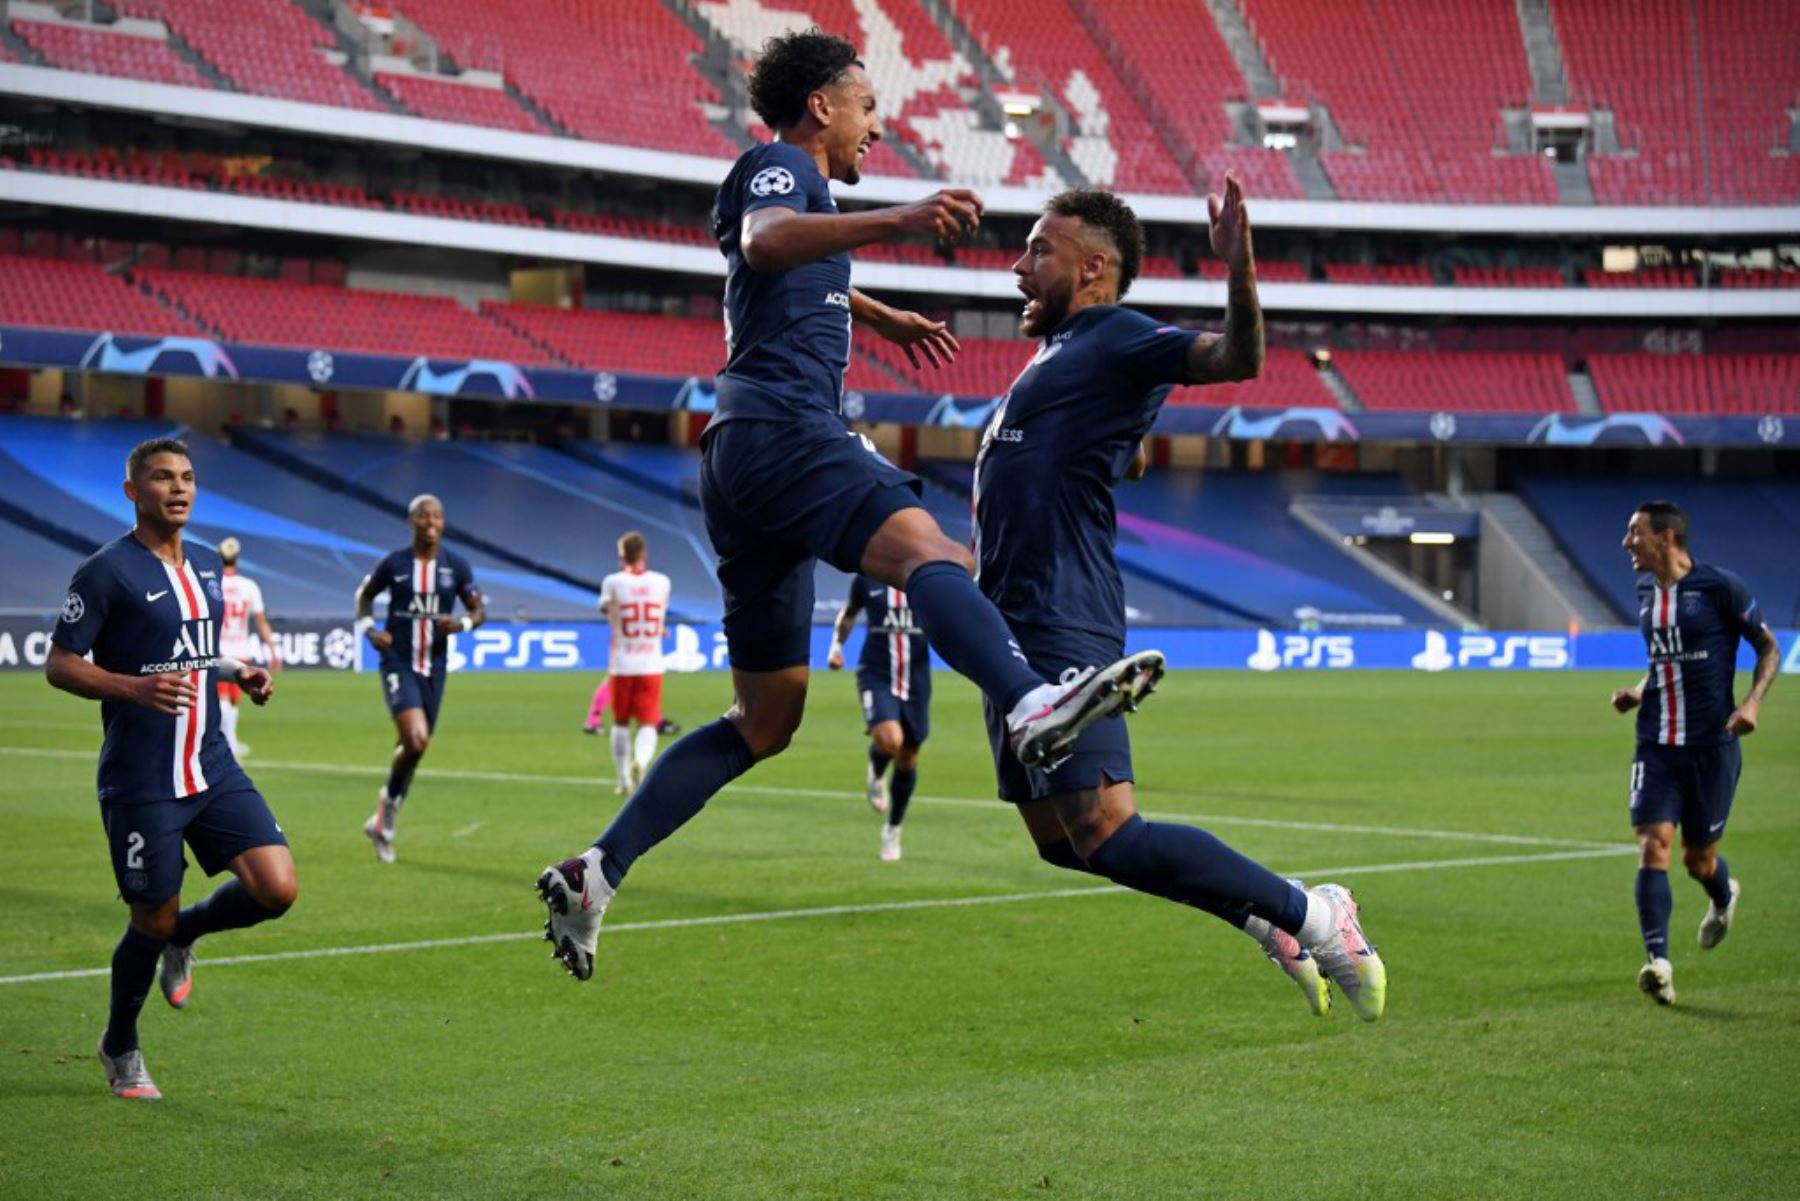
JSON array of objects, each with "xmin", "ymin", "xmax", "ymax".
[
  {"xmin": 0, "ymin": 845, "xmax": 1631, "ymax": 987},
  {"xmin": 0, "ymin": 745, "xmax": 1619, "ymax": 851},
  {"xmin": 449, "ymin": 821, "xmax": 487, "ymax": 839}
]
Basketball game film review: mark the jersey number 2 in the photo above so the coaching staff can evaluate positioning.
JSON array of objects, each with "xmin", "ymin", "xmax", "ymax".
[{"xmin": 125, "ymin": 831, "xmax": 145, "ymax": 870}]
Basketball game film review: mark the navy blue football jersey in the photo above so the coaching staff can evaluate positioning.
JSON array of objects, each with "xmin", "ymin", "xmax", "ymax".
[
  {"xmin": 369, "ymin": 547, "xmax": 479, "ymax": 677},
  {"xmin": 973, "ymin": 305, "xmax": 1193, "ymax": 641},
  {"xmin": 1636, "ymin": 563, "xmax": 1764, "ymax": 748},
  {"xmin": 712, "ymin": 141, "xmax": 853, "ymax": 422},
  {"xmin": 53, "ymin": 534, "xmax": 236, "ymax": 804},
  {"xmin": 850, "ymin": 575, "xmax": 930, "ymax": 702}
]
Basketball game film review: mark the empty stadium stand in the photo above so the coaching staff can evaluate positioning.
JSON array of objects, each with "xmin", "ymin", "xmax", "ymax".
[
  {"xmin": 390, "ymin": 0, "xmax": 738, "ymax": 157},
  {"xmin": 485, "ymin": 306, "xmax": 721, "ymax": 379},
  {"xmin": 1516, "ymin": 474, "xmax": 1800, "ymax": 625},
  {"xmin": 1110, "ymin": 470, "xmax": 1444, "ymax": 626},
  {"xmin": 374, "ymin": 70, "xmax": 543, "ymax": 133},
  {"xmin": 0, "ymin": 253, "xmax": 196, "ymax": 337},
  {"xmin": 118, "ymin": 0, "xmax": 385, "ymax": 111},
  {"xmin": 1587, "ymin": 354, "xmax": 1800, "ymax": 414},
  {"xmin": 1078, "ymin": 0, "xmax": 1302, "ymax": 198},
  {"xmin": 136, "ymin": 269, "xmax": 547, "ymax": 362},
  {"xmin": 10, "ymin": 16, "xmax": 210, "ymax": 88},
  {"xmin": 1334, "ymin": 351, "xmax": 1577, "ymax": 413}
]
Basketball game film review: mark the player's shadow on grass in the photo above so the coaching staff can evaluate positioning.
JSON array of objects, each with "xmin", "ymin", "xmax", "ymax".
[{"xmin": 390, "ymin": 856, "xmax": 538, "ymax": 890}]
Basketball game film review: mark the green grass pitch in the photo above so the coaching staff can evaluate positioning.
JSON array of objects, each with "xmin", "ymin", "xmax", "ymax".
[{"xmin": 1, "ymin": 668, "xmax": 1796, "ymax": 1200}]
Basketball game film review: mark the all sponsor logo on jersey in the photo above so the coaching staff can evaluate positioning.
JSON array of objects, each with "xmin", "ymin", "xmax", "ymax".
[
  {"xmin": 824, "ymin": 291, "xmax": 850, "ymax": 309},
  {"xmin": 749, "ymin": 166, "xmax": 796, "ymax": 197}
]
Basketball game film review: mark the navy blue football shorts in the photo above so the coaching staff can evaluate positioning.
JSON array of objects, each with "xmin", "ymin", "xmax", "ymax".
[
  {"xmin": 983, "ymin": 622, "xmax": 1133, "ymax": 804},
  {"xmin": 380, "ymin": 659, "xmax": 446, "ymax": 730},
  {"xmin": 857, "ymin": 668, "xmax": 931, "ymax": 746},
  {"xmin": 101, "ymin": 769, "xmax": 287, "ymax": 904},
  {"xmin": 700, "ymin": 410, "xmax": 921, "ymax": 673},
  {"xmin": 1628, "ymin": 740, "xmax": 1742, "ymax": 846}
]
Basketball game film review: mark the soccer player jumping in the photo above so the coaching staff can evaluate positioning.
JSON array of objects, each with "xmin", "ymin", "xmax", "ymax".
[
  {"xmin": 47, "ymin": 438, "xmax": 297, "ymax": 1100},
  {"xmin": 972, "ymin": 180, "xmax": 1386, "ymax": 1020},
  {"xmin": 1613, "ymin": 501, "xmax": 1779, "ymax": 1005},
  {"xmin": 536, "ymin": 29, "xmax": 1161, "ymax": 981}
]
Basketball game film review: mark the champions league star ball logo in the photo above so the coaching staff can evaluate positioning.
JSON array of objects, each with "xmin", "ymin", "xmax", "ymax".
[
  {"xmin": 323, "ymin": 628, "xmax": 358, "ymax": 670},
  {"xmin": 592, "ymin": 372, "xmax": 617, "ymax": 403},
  {"xmin": 1759, "ymin": 415, "xmax": 1784, "ymax": 444},
  {"xmin": 307, "ymin": 350, "xmax": 335, "ymax": 384},
  {"xmin": 749, "ymin": 166, "xmax": 796, "ymax": 197},
  {"xmin": 206, "ymin": 577, "xmax": 223, "ymax": 602},
  {"xmin": 61, "ymin": 592, "xmax": 84, "ymax": 623}
]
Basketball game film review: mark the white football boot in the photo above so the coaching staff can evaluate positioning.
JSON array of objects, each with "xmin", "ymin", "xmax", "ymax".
[
  {"xmin": 1007, "ymin": 650, "xmax": 1164, "ymax": 769},
  {"xmin": 537, "ymin": 847, "xmax": 613, "ymax": 981},
  {"xmin": 1638, "ymin": 956, "xmax": 1676, "ymax": 1005},
  {"xmin": 362, "ymin": 787, "xmax": 397, "ymax": 863},
  {"xmin": 1245, "ymin": 917, "xmax": 1329, "ymax": 1017},
  {"xmin": 880, "ymin": 824, "xmax": 903, "ymax": 863},
  {"xmin": 866, "ymin": 762, "xmax": 889, "ymax": 814},
  {"xmin": 97, "ymin": 1039, "xmax": 161, "ymax": 1101},
  {"xmin": 1305, "ymin": 884, "xmax": 1387, "ymax": 1021},
  {"xmin": 1698, "ymin": 878, "xmax": 1740, "ymax": 950}
]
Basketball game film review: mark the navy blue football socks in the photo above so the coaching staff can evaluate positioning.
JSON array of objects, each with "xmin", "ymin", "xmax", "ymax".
[
  {"xmin": 385, "ymin": 757, "xmax": 416, "ymax": 806},
  {"xmin": 1086, "ymin": 815, "xmax": 1307, "ymax": 932},
  {"xmin": 887, "ymin": 767, "xmax": 917, "ymax": 827},
  {"xmin": 596, "ymin": 718, "xmax": 756, "ymax": 889},
  {"xmin": 868, "ymin": 745, "xmax": 892, "ymax": 779},
  {"xmin": 170, "ymin": 877, "xmax": 285, "ymax": 949},
  {"xmin": 904, "ymin": 561, "xmax": 1042, "ymax": 713},
  {"xmin": 103, "ymin": 925, "xmax": 165, "ymax": 1058},
  {"xmin": 1637, "ymin": 867, "xmax": 1673, "ymax": 958},
  {"xmin": 1702, "ymin": 856, "xmax": 1733, "ymax": 909}
]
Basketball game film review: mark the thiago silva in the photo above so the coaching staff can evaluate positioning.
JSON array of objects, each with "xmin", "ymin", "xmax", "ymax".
[
  {"xmin": 353, "ymin": 493, "xmax": 485, "ymax": 863},
  {"xmin": 598, "ymin": 530, "xmax": 673, "ymax": 795},
  {"xmin": 829, "ymin": 575, "xmax": 931, "ymax": 861},
  {"xmin": 47, "ymin": 438, "xmax": 298, "ymax": 1100},
  {"xmin": 974, "ymin": 182, "xmax": 1387, "ymax": 1020},
  {"xmin": 1613, "ymin": 500, "xmax": 1779, "ymax": 1005},
  {"xmin": 536, "ymin": 28, "xmax": 1162, "ymax": 981}
]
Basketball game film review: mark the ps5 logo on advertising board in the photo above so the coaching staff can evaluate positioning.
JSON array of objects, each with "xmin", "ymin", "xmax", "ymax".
[
  {"xmin": 1412, "ymin": 630, "xmax": 1570, "ymax": 671},
  {"xmin": 447, "ymin": 628, "xmax": 582, "ymax": 671},
  {"xmin": 1246, "ymin": 629, "xmax": 1355, "ymax": 671}
]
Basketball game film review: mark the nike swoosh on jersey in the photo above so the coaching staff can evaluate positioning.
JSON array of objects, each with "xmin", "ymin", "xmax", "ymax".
[{"xmin": 145, "ymin": 590, "xmax": 169, "ymax": 602}]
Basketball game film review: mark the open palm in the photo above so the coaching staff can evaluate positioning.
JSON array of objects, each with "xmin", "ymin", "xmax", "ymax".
[{"xmin": 1208, "ymin": 172, "xmax": 1253, "ymax": 270}]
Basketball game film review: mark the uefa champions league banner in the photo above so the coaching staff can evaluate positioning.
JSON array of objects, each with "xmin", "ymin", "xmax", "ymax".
[
  {"xmin": 3, "ymin": 325, "xmax": 1795, "ymax": 448},
  {"xmin": 2, "ymin": 616, "xmax": 1794, "ymax": 674}
]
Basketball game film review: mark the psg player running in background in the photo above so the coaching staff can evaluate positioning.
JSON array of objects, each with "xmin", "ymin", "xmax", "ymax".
[
  {"xmin": 536, "ymin": 28, "xmax": 1161, "ymax": 982},
  {"xmin": 829, "ymin": 575, "xmax": 931, "ymax": 862},
  {"xmin": 973, "ymin": 180, "xmax": 1386, "ymax": 1020},
  {"xmin": 47, "ymin": 438, "xmax": 296, "ymax": 1100},
  {"xmin": 354, "ymin": 494, "xmax": 485, "ymax": 863},
  {"xmin": 1612, "ymin": 501, "xmax": 1778, "ymax": 1005}
]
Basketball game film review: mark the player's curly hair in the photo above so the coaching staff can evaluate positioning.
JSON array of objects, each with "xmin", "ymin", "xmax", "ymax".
[
  {"xmin": 126, "ymin": 436, "xmax": 190, "ymax": 481},
  {"xmin": 747, "ymin": 27, "xmax": 863, "ymax": 131},
  {"xmin": 1044, "ymin": 188, "xmax": 1145, "ymax": 298}
]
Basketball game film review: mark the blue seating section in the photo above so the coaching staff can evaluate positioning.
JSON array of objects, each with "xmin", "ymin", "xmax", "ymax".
[
  {"xmin": 1516, "ymin": 475, "xmax": 1800, "ymax": 628},
  {"xmin": 231, "ymin": 429, "xmax": 721, "ymax": 620},
  {"xmin": 0, "ymin": 416, "xmax": 593, "ymax": 618}
]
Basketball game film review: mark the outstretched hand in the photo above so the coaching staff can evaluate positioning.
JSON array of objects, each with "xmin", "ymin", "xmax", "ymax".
[
  {"xmin": 875, "ymin": 309, "xmax": 960, "ymax": 370},
  {"xmin": 1207, "ymin": 172, "xmax": 1253, "ymax": 271}
]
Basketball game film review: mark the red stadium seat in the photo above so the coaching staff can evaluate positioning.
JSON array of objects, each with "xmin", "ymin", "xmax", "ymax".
[
  {"xmin": 1589, "ymin": 354, "xmax": 1800, "ymax": 414},
  {"xmin": 116, "ymin": 0, "xmax": 383, "ymax": 111},
  {"xmin": 10, "ymin": 18, "xmax": 212, "ymax": 88},
  {"xmin": 1334, "ymin": 351, "xmax": 1576, "ymax": 412},
  {"xmin": 375, "ymin": 71, "xmax": 543, "ymax": 133},
  {"xmin": 0, "ymin": 253, "xmax": 199, "ymax": 337}
]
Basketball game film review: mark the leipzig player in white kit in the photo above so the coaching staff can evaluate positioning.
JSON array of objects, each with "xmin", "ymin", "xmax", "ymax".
[
  {"xmin": 599, "ymin": 531, "xmax": 672, "ymax": 794},
  {"xmin": 215, "ymin": 537, "xmax": 279, "ymax": 758}
]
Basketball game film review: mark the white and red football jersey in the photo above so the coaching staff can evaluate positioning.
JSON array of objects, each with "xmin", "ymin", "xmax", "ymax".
[
  {"xmin": 220, "ymin": 570, "xmax": 266, "ymax": 658},
  {"xmin": 599, "ymin": 569, "xmax": 671, "ymax": 677}
]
